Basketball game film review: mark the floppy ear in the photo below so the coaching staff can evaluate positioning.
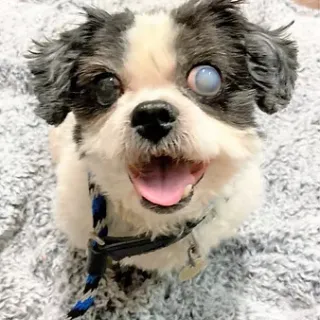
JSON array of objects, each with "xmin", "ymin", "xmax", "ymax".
[
  {"xmin": 244, "ymin": 22, "xmax": 298, "ymax": 114},
  {"xmin": 27, "ymin": 7, "xmax": 110, "ymax": 125},
  {"xmin": 27, "ymin": 32, "xmax": 79, "ymax": 126}
]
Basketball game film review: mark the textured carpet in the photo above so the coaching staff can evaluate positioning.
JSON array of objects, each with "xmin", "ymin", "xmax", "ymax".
[{"xmin": 1, "ymin": 0, "xmax": 320, "ymax": 319}]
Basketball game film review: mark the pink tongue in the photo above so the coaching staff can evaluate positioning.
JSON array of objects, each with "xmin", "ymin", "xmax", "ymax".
[{"xmin": 132, "ymin": 161, "xmax": 196, "ymax": 207}]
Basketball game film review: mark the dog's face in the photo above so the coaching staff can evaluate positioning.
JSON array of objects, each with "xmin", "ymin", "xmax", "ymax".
[{"xmin": 28, "ymin": 0, "xmax": 297, "ymax": 217}]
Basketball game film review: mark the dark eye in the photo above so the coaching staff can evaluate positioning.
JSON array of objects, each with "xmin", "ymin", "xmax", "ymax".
[
  {"xmin": 187, "ymin": 65, "xmax": 222, "ymax": 96},
  {"xmin": 95, "ymin": 74, "xmax": 122, "ymax": 106}
]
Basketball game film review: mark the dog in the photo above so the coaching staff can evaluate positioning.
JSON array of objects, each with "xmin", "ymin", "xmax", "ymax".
[{"xmin": 28, "ymin": 0, "xmax": 298, "ymax": 274}]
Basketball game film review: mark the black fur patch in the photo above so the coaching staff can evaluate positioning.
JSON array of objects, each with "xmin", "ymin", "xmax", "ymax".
[
  {"xmin": 172, "ymin": 0, "xmax": 298, "ymax": 128},
  {"xmin": 112, "ymin": 264, "xmax": 151, "ymax": 294},
  {"xmin": 73, "ymin": 124, "xmax": 82, "ymax": 145},
  {"xmin": 27, "ymin": 7, "xmax": 134, "ymax": 125}
]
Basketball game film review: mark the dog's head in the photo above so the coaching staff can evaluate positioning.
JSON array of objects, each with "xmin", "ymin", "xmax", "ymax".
[{"xmin": 28, "ymin": 0, "xmax": 297, "ymax": 217}]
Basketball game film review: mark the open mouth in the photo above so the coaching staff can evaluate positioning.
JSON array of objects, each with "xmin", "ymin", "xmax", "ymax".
[{"xmin": 128, "ymin": 156, "xmax": 208, "ymax": 209}]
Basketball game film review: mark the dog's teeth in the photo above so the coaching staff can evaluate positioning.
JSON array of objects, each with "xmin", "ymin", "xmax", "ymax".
[{"xmin": 182, "ymin": 184, "xmax": 193, "ymax": 199}]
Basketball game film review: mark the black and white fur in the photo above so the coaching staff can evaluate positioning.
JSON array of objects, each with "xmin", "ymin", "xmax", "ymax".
[{"xmin": 28, "ymin": 0, "xmax": 298, "ymax": 272}]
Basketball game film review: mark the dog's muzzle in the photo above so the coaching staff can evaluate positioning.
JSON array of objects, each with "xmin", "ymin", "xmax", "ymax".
[{"xmin": 131, "ymin": 100, "xmax": 178, "ymax": 143}]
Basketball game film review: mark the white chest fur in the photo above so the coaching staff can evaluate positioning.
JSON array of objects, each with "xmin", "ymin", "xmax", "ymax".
[{"xmin": 51, "ymin": 114, "xmax": 263, "ymax": 273}]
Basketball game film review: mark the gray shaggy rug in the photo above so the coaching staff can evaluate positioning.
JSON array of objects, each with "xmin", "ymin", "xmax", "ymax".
[{"xmin": 0, "ymin": 0, "xmax": 320, "ymax": 319}]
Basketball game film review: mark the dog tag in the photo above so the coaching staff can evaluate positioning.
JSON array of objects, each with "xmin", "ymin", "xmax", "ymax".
[{"xmin": 179, "ymin": 258, "xmax": 207, "ymax": 282}]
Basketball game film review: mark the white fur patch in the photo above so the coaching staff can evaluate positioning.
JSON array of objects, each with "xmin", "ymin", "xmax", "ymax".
[
  {"xmin": 124, "ymin": 13, "xmax": 177, "ymax": 90},
  {"xmin": 51, "ymin": 114, "xmax": 263, "ymax": 270}
]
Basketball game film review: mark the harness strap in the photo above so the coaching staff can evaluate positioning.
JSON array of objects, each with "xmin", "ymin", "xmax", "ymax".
[
  {"xmin": 66, "ymin": 190, "xmax": 108, "ymax": 319},
  {"xmin": 66, "ymin": 183, "xmax": 205, "ymax": 319},
  {"xmin": 87, "ymin": 218, "xmax": 204, "ymax": 264}
]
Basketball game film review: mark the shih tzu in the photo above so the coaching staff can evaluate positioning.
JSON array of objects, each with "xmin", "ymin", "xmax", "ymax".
[{"xmin": 28, "ymin": 0, "xmax": 298, "ymax": 275}]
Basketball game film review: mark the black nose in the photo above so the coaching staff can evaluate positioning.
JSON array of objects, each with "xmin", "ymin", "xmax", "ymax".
[{"xmin": 131, "ymin": 100, "xmax": 178, "ymax": 143}]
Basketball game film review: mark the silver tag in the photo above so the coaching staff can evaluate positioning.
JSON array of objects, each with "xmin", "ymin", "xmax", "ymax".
[
  {"xmin": 179, "ymin": 242, "xmax": 207, "ymax": 281},
  {"xmin": 179, "ymin": 257, "xmax": 207, "ymax": 281}
]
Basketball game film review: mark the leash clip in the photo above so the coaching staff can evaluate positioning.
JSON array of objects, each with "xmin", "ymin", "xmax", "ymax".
[{"xmin": 89, "ymin": 231, "xmax": 105, "ymax": 246}]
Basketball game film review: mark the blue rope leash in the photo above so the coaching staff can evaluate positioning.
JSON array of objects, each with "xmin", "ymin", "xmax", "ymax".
[
  {"xmin": 66, "ymin": 188, "xmax": 107, "ymax": 319},
  {"xmin": 64, "ymin": 180, "xmax": 209, "ymax": 319}
]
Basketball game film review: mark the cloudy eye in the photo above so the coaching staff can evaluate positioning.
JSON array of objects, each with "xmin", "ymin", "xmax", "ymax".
[
  {"xmin": 95, "ymin": 74, "xmax": 122, "ymax": 107},
  {"xmin": 187, "ymin": 65, "xmax": 222, "ymax": 96}
]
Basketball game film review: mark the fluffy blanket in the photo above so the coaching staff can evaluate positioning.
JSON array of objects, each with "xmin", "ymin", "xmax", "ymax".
[{"xmin": 1, "ymin": 0, "xmax": 319, "ymax": 319}]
